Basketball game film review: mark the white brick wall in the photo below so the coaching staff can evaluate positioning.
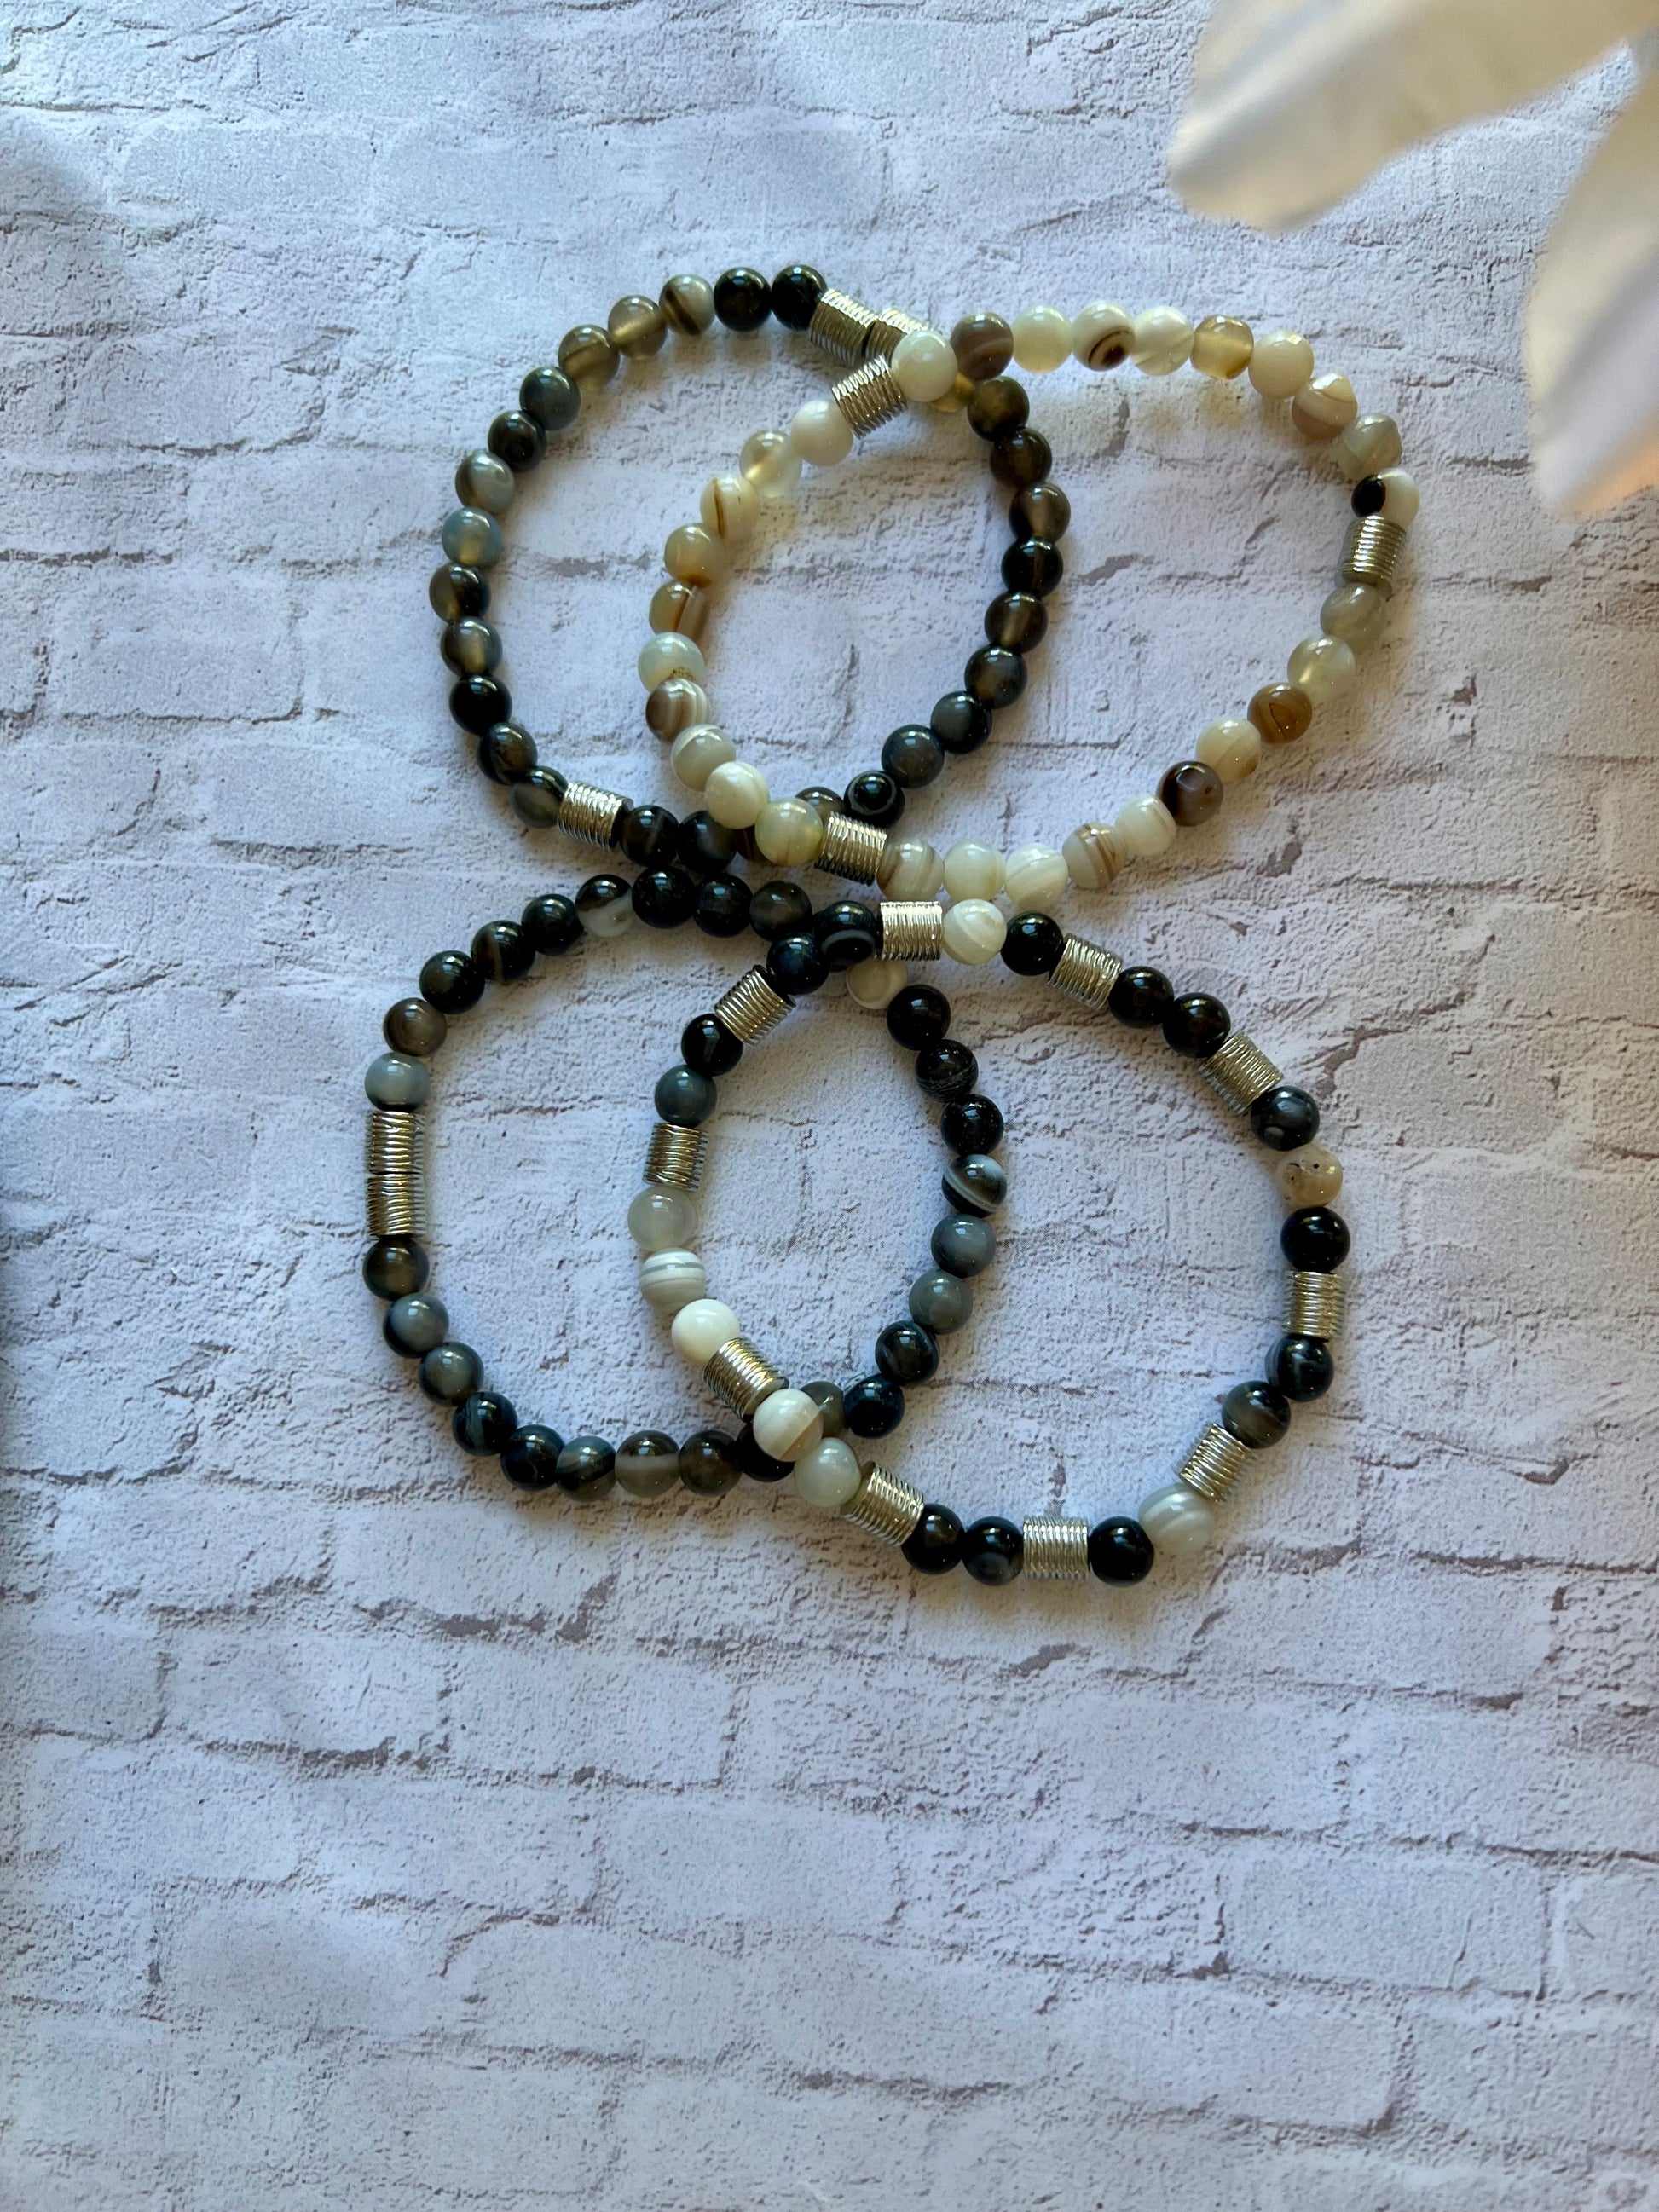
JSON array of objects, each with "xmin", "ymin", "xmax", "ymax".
[{"xmin": 4, "ymin": 3, "xmax": 1657, "ymax": 2203}]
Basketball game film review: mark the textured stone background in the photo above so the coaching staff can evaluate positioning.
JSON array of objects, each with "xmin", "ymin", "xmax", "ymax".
[{"xmin": 5, "ymin": 2, "xmax": 1659, "ymax": 2204}]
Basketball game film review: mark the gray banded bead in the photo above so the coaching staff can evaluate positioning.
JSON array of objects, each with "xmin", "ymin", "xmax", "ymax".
[
  {"xmin": 841, "ymin": 1464, "xmax": 925, "ymax": 1545},
  {"xmin": 1177, "ymin": 1423, "xmax": 1251, "ymax": 1505},
  {"xmin": 1048, "ymin": 934, "xmax": 1124, "ymax": 1013},
  {"xmin": 878, "ymin": 901, "xmax": 944, "ymax": 960},
  {"xmin": 1339, "ymin": 513, "xmax": 1407, "ymax": 596},
  {"xmin": 1022, "ymin": 1516, "xmax": 1090, "ymax": 1579},
  {"xmin": 713, "ymin": 967, "xmax": 794, "ymax": 1043},
  {"xmin": 807, "ymin": 286, "xmax": 878, "ymax": 368},
  {"xmin": 815, "ymin": 812, "xmax": 887, "ymax": 885},
  {"xmin": 644, "ymin": 1120, "xmax": 707, "ymax": 1192},
  {"xmin": 1287, "ymin": 1269, "xmax": 1345, "ymax": 1337},
  {"xmin": 558, "ymin": 779, "xmax": 628, "ymax": 847},
  {"xmin": 1200, "ymin": 1032, "xmax": 1282, "ymax": 1113},
  {"xmin": 833, "ymin": 358, "xmax": 908, "ymax": 438},
  {"xmin": 365, "ymin": 1110, "xmax": 429, "ymax": 1238},
  {"xmin": 703, "ymin": 1337, "xmax": 789, "ymax": 1421}
]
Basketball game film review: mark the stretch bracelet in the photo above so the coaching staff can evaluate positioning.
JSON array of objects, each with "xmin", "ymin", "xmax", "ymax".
[{"xmin": 654, "ymin": 894, "xmax": 1350, "ymax": 1587}]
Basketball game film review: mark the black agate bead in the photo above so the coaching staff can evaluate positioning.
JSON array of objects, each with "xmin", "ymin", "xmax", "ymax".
[
  {"xmin": 555, "ymin": 1435, "xmax": 617, "ymax": 1502},
  {"xmin": 453, "ymin": 1392, "xmax": 517, "ymax": 1456},
  {"xmin": 501, "ymin": 1424, "xmax": 563, "ymax": 1491},
  {"xmin": 713, "ymin": 267, "xmax": 772, "ymax": 332},
  {"xmin": 940, "ymin": 1094, "xmax": 1004, "ymax": 1154},
  {"xmin": 875, "ymin": 1320, "xmax": 939, "ymax": 1385},
  {"xmin": 914, "ymin": 1040, "xmax": 979, "ymax": 1100},
  {"xmin": 901, "ymin": 1504, "xmax": 964, "ymax": 1575},
  {"xmin": 1269, "ymin": 1333, "xmax": 1335, "ymax": 1402},
  {"xmin": 1250, "ymin": 1085, "xmax": 1321, "ymax": 1151},
  {"xmin": 962, "ymin": 1516, "xmax": 1023, "ymax": 1585},
  {"xmin": 1220, "ymin": 1380, "xmax": 1292, "ymax": 1450},
  {"xmin": 1088, "ymin": 1517, "xmax": 1154, "ymax": 1584},
  {"xmin": 1281, "ymin": 1206, "xmax": 1351, "ymax": 1273},
  {"xmin": 1107, "ymin": 966, "xmax": 1173, "ymax": 1029},
  {"xmin": 1001, "ymin": 912, "xmax": 1065, "ymax": 976},
  {"xmin": 887, "ymin": 985, "xmax": 951, "ymax": 1049},
  {"xmin": 771, "ymin": 263, "xmax": 825, "ymax": 330},
  {"xmin": 842, "ymin": 1374, "xmax": 904, "ymax": 1439}
]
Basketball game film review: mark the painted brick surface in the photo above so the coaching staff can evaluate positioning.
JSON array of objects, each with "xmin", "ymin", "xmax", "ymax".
[{"xmin": 3, "ymin": 3, "xmax": 1657, "ymax": 2204}]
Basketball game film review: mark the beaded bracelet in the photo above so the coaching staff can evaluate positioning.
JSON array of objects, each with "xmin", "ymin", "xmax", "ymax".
[{"xmin": 639, "ymin": 893, "xmax": 1349, "ymax": 1589}]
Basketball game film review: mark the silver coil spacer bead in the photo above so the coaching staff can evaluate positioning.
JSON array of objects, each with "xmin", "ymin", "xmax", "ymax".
[
  {"xmin": 712, "ymin": 967, "xmax": 794, "ymax": 1043},
  {"xmin": 878, "ymin": 901, "xmax": 945, "ymax": 960},
  {"xmin": 1177, "ymin": 1423, "xmax": 1251, "ymax": 1505},
  {"xmin": 807, "ymin": 286, "xmax": 878, "ymax": 368},
  {"xmin": 365, "ymin": 1109, "xmax": 430, "ymax": 1238},
  {"xmin": 702, "ymin": 1336, "xmax": 789, "ymax": 1420},
  {"xmin": 1200, "ymin": 1032, "xmax": 1283, "ymax": 1113},
  {"xmin": 1048, "ymin": 934, "xmax": 1124, "ymax": 1013},
  {"xmin": 863, "ymin": 306, "xmax": 929, "ymax": 362},
  {"xmin": 815, "ymin": 811, "xmax": 888, "ymax": 884},
  {"xmin": 841, "ymin": 1464, "xmax": 925, "ymax": 1545},
  {"xmin": 1338, "ymin": 513, "xmax": 1407, "ymax": 596},
  {"xmin": 1286, "ymin": 1268, "xmax": 1345, "ymax": 1337},
  {"xmin": 1021, "ymin": 1516, "xmax": 1090, "ymax": 1579},
  {"xmin": 557, "ymin": 778, "xmax": 627, "ymax": 847},
  {"xmin": 832, "ymin": 357, "xmax": 908, "ymax": 438},
  {"xmin": 644, "ymin": 1120, "xmax": 707, "ymax": 1192}
]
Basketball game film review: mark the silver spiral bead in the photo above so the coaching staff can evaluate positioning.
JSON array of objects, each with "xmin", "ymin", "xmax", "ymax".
[
  {"xmin": 863, "ymin": 306, "xmax": 928, "ymax": 362},
  {"xmin": 1200, "ymin": 1032, "xmax": 1283, "ymax": 1113},
  {"xmin": 1287, "ymin": 1268, "xmax": 1345, "ymax": 1337},
  {"xmin": 365, "ymin": 1110, "xmax": 429, "ymax": 1238},
  {"xmin": 1048, "ymin": 934, "xmax": 1124, "ymax": 1013},
  {"xmin": 1021, "ymin": 1516, "xmax": 1090, "ymax": 1580},
  {"xmin": 833, "ymin": 358, "xmax": 907, "ymax": 438},
  {"xmin": 1339, "ymin": 514, "xmax": 1407, "ymax": 595},
  {"xmin": 644, "ymin": 1120, "xmax": 707, "ymax": 1192},
  {"xmin": 557, "ymin": 779, "xmax": 627, "ymax": 847},
  {"xmin": 878, "ymin": 902, "xmax": 944, "ymax": 959},
  {"xmin": 815, "ymin": 812, "xmax": 887, "ymax": 885},
  {"xmin": 713, "ymin": 967, "xmax": 794, "ymax": 1043},
  {"xmin": 1177, "ymin": 1424, "xmax": 1251, "ymax": 1505},
  {"xmin": 703, "ymin": 1337, "xmax": 789, "ymax": 1420},
  {"xmin": 807, "ymin": 286, "xmax": 877, "ymax": 368},
  {"xmin": 841, "ymin": 1464, "xmax": 924, "ymax": 1545}
]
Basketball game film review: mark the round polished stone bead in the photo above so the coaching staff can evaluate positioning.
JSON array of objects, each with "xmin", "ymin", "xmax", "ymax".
[
  {"xmin": 1269, "ymin": 1333, "xmax": 1336, "ymax": 1402},
  {"xmin": 901, "ymin": 1503, "xmax": 964, "ymax": 1575},
  {"xmin": 770, "ymin": 263, "xmax": 825, "ymax": 328},
  {"xmin": 450, "ymin": 674, "xmax": 511, "ymax": 735},
  {"xmin": 931, "ymin": 690, "xmax": 992, "ymax": 755},
  {"xmin": 734, "ymin": 1423, "xmax": 792, "ymax": 1483},
  {"xmin": 654, "ymin": 1065, "xmax": 716, "ymax": 1127},
  {"xmin": 985, "ymin": 592, "xmax": 1047, "ymax": 653},
  {"xmin": 383, "ymin": 1291, "xmax": 448, "ymax": 1357},
  {"xmin": 555, "ymin": 1435, "xmax": 616, "ymax": 1502},
  {"xmin": 989, "ymin": 428, "xmax": 1052, "ymax": 489},
  {"xmin": 452, "ymin": 463, "xmax": 511, "ymax": 526},
  {"xmin": 931, "ymin": 1213, "xmax": 996, "ymax": 1278},
  {"xmin": 842, "ymin": 1373, "xmax": 904, "ymax": 1438},
  {"xmin": 1009, "ymin": 482, "xmax": 1071, "ymax": 540},
  {"xmin": 963, "ymin": 645, "xmax": 1026, "ymax": 711},
  {"xmin": 1159, "ymin": 760, "xmax": 1224, "ymax": 828},
  {"xmin": 679, "ymin": 1428, "xmax": 743, "ymax": 1496},
  {"xmin": 510, "ymin": 765, "xmax": 568, "ymax": 828},
  {"xmin": 501, "ymin": 1423, "xmax": 564, "ymax": 1491},
  {"xmin": 1002, "ymin": 537, "xmax": 1063, "ymax": 597},
  {"xmin": 520, "ymin": 895, "xmax": 582, "ymax": 957},
  {"xmin": 558, "ymin": 323, "xmax": 619, "ymax": 390},
  {"xmin": 519, "ymin": 365, "xmax": 581, "ymax": 435},
  {"xmin": 609, "ymin": 292, "xmax": 668, "ymax": 357},
  {"xmin": 842, "ymin": 769, "xmax": 904, "ymax": 829},
  {"xmin": 1162, "ymin": 993, "xmax": 1231, "ymax": 1058},
  {"xmin": 915, "ymin": 1040, "xmax": 979, "ymax": 1100},
  {"xmin": 1107, "ymin": 966, "xmax": 1172, "ymax": 1029},
  {"xmin": 363, "ymin": 1234, "xmax": 427, "ymax": 1299},
  {"xmin": 383, "ymin": 998, "xmax": 447, "ymax": 1058},
  {"xmin": 967, "ymin": 377, "xmax": 1029, "ymax": 441},
  {"xmin": 417, "ymin": 950, "xmax": 485, "ymax": 1015},
  {"xmin": 471, "ymin": 920, "xmax": 534, "ymax": 982},
  {"xmin": 801, "ymin": 1381, "xmax": 846, "ymax": 1438},
  {"xmin": 714, "ymin": 267, "xmax": 772, "ymax": 331},
  {"xmin": 962, "ymin": 1516, "xmax": 1023, "ymax": 1585},
  {"xmin": 1282, "ymin": 1206, "xmax": 1350, "ymax": 1272},
  {"xmin": 1222, "ymin": 1380, "xmax": 1292, "ymax": 1450},
  {"xmin": 875, "ymin": 1319, "xmax": 939, "ymax": 1385},
  {"xmin": 478, "ymin": 722, "xmax": 536, "ymax": 783},
  {"xmin": 814, "ymin": 899, "xmax": 880, "ymax": 971},
  {"xmin": 766, "ymin": 933, "xmax": 829, "ymax": 996},
  {"xmin": 910, "ymin": 1268, "xmax": 972, "ymax": 1333},
  {"xmin": 453, "ymin": 1391, "xmax": 518, "ymax": 1456},
  {"xmin": 695, "ymin": 875, "xmax": 751, "ymax": 938},
  {"xmin": 1001, "ymin": 911, "xmax": 1065, "ymax": 976},
  {"xmin": 618, "ymin": 804, "xmax": 680, "ymax": 867},
  {"xmin": 419, "ymin": 1341, "xmax": 483, "ymax": 1405},
  {"xmin": 796, "ymin": 784, "xmax": 841, "ymax": 824},
  {"xmin": 660, "ymin": 274, "xmax": 716, "ymax": 336},
  {"xmin": 951, "ymin": 311, "xmax": 1014, "ymax": 381},
  {"xmin": 616, "ymin": 1430, "xmax": 680, "ymax": 1499},
  {"xmin": 749, "ymin": 881, "xmax": 813, "ymax": 943},
  {"xmin": 940, "ymin": 1094, "xmax": 1004, "ymax": 1155},
  {"xmin": 942, "ymin": 1152, "xmax": 1006, "ymax": 1215},
  {"xmin": 886, "ymin": 985, "xmax": 951, "ymax": 1049},
  {"xmin": 1088, "ymin": 1516, "xmax": 1154, "ymax": 1584},
  {"xmin": 632, "ymin": 867, "xmax": 698, "ymax": 929},
  {"xmin": 681, "ymin": 1014, "xmax": 743, "ymax": 1078},
  {"xmin": 1250, "ymin": 1086, "xmax": 1321, "ymax": 1152},
  {"xmin": 881, "ymin": 725, "xmax": 945, "ymax": 789},
  {"xmin": 488, "ymin": 409, "xmax": 546, "ymax": 472},
  {"xmin": 1249, "ymin": 683, "xmax": 1315, "ymax": 748},
  {"xmin": 676, "ymin": 810, "xmax": 741, "ymax": 879},
  {"xmin": 429, "ymin": 563, "xmax": 489, "ymax": 621},
  {"xmin": 441, "ymin": 508, "xmax": 502, "ymax": 567}
]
